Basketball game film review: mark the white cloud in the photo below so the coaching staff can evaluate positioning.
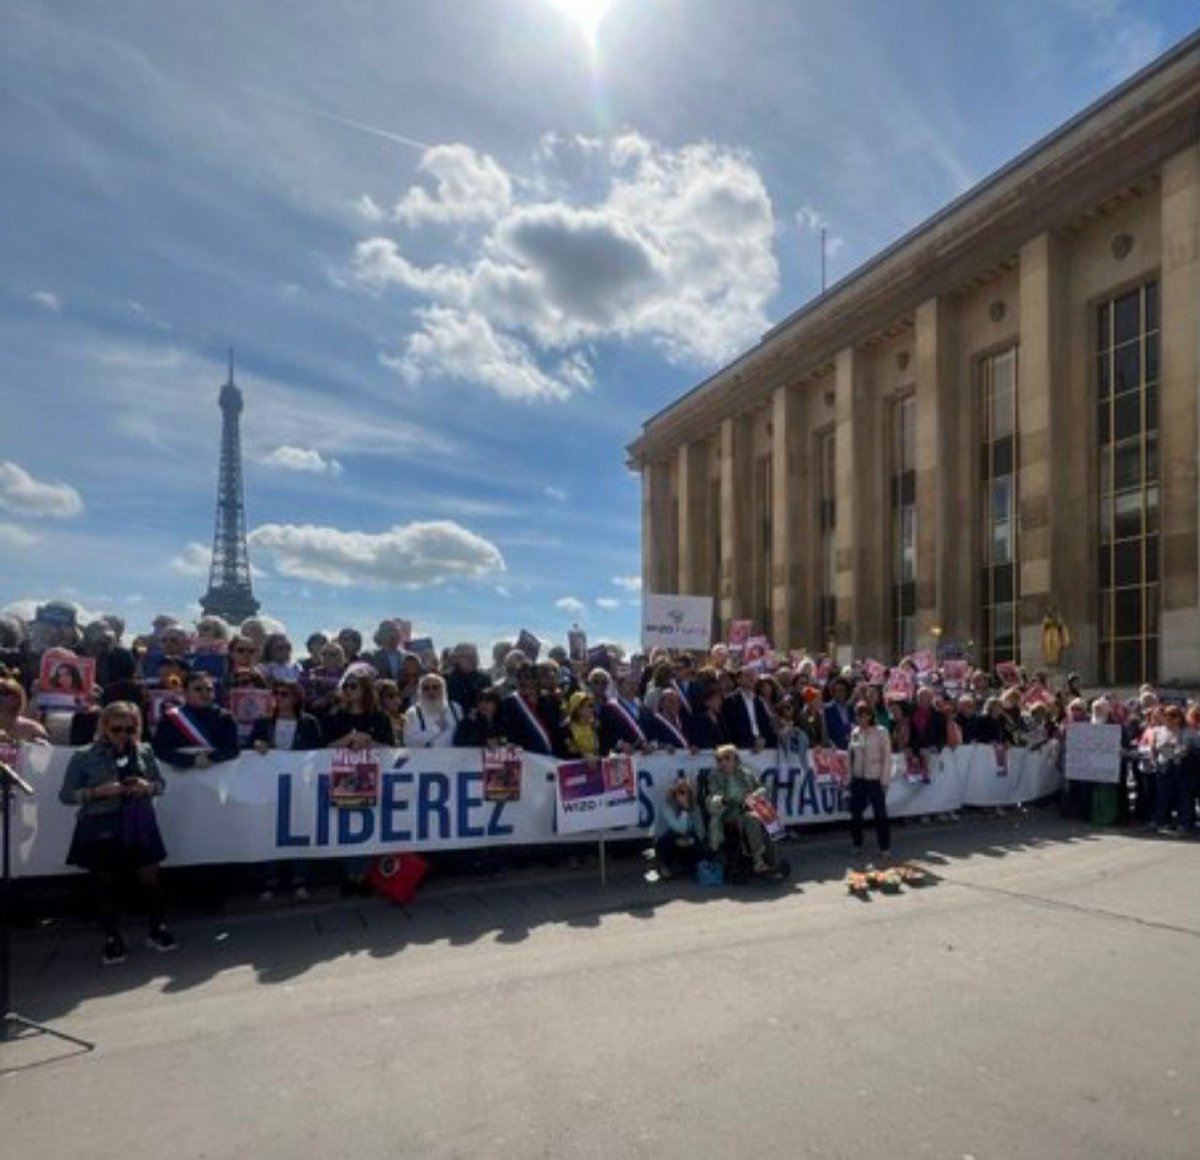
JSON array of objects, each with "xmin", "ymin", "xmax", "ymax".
[
  {"xmin": 0, "ymin": 460, "xmax": 84, "ymax": 518},
  {"xmin": 0, "ymin": 522, "xmax": 40, "ymax": 548},
  {"xmin": 554, "ymin": 596, "xmax": 586, "ymax": 616},
  {"xmin": 595, "ymin": 597, "xmax": 619, "ymax": 610},
  {"xmin": 351, "ymin": 134, "xmax": 778, "ymax": 400},
  {"xmin": 169, "ymin": 541, "xmax": 212, "ymax": 578},
  {"xmin": 30, "ymin": 290, "xmax": 61, "ymax": 312},
  {"xmin": 393, "ymin": 144, "xmax": 513, "ymax": 227},
  {"xmin": 611, "ymin": 575, "xmax": 642, "ymax": 592},
  {"xmin": 263, "ymin": 445, "xmax": 344, "ymax": 476},
  {"xmin": 794, "ymin": 204, "xmax": 846, "ymax": 259},
  {"xmin": 248, "ymin": 519, "xmax": 505, "ymax": 588},
  {"xmin": 544, "ymin": 485, "xmax": 568, "ymax": 502}
]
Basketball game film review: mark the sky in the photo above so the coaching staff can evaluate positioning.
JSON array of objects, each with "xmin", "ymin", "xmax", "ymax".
[{"xmin": 2, "ymin": 0, "xmax": 1197, "ymax": 655}]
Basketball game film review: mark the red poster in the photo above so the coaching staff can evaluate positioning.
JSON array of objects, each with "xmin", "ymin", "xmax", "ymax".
[
  {"xmin": 37, "ymin": 648, "xmax": 96, "ymax": 710},
  {"xmin": 482, "ymin": 745, "xmax": 523, "ymax": 802},
  {"xmin": 331, "ymin": 748, "xmax": 380, "ymax": 808},
  {"xmin": 811, "ymin": 747, "xmax": 849, "ymax": 785}
]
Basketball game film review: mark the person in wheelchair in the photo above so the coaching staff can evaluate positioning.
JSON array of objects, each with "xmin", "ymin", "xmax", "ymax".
[{"xmin": 704, "ymin": 743, "xmax": 781, "ymax": 878}]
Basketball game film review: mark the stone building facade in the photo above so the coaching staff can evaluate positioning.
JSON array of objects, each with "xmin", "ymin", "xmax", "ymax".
[{"xmin": 627, "ymin": 34, "xmax": 1200, "ymax": 686}]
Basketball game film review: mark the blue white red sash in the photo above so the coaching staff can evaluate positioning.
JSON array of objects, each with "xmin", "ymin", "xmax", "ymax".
[
  {"xmin": 609, "ymin": 699, "xmax": 646, "ymax": 744},
  {"xmin": 164, "ymin": 704, "xmax": 213, "ymax": 749},
  {"xmin": 512, "ymin": 695, "xmax": 552, "ymax": 752},
  {"xmin": 652, "ymin": 712, "xmax": 689, "ymax": 749}
]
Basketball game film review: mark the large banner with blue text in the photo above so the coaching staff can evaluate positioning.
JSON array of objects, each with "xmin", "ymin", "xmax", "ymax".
[{"xmin": 9, "ymin": 743, "xmax": 1061, "ymax": 877}]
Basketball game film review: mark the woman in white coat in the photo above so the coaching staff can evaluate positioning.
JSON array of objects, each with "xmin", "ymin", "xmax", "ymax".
[{"xmin": 847, "ymin": 699, "xmax": 892, "ymax": 862}]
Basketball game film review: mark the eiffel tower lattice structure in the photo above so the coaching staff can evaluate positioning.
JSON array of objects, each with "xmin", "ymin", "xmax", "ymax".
[{"xmin": 199, "ymin": 352, "xmax": 260, "ymax": 626}]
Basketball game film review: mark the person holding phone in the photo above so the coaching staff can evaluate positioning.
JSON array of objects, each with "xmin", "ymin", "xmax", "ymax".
[{"xmin": 59, "ymin": 701, "xmax": 176, "ymax": 965}]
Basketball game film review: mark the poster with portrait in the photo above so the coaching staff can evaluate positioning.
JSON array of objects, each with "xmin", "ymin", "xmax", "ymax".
[
  {"xmin": 482, "ymin": 745, "xmax": 523, "ymax": 802},
  {"xmin": 728, "ymin": 620, "xmax": 753, "ymax": 648},
  {"xmin": 863, "ymin": 659, "xmax": 887, "ymax": 685},
  {"xmin": 910, "ymin": 650, "xmax": 935, "ymax": 676},
  {"xmin": 996, "ymin": 661, "xmax": 1020, "ymax": 687},
  {"xmin": 810, "ymin": 747, "xmax": 849, "ymax": 786},
  {"xmin": 229, "ymin": 688, "xmax": 275, "ymax": 743},
  {"xmin": 36, "ymin": 648, "xmax": 95, "ymax": 711},
  {"xmin": 330, "ymin": 748, "xmax": 380, "ymax": 808},
  {"xmin": 942, "ymin": 659, "xmax": 969, "ymax": 692},
  {"xmin": 567, "ymin": 629, "xmax": 587, "ymax": 663},
  {"xmin": 555, "ymin": 756, "xmax": 639, "ymax": 834},
  {"xmin": 885, "ymin": 669, "xmax": 916, "ymax": 702},
  {"xmin": 743, "ymin": 635, "xmax": 773, "ymax": 667}
]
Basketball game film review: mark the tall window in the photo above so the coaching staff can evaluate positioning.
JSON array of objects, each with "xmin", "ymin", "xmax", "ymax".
[
  {"xmin": 816, "ymin": 428, "xmax": 837, "ymax": 649},
  {"xmin": 891, "ymin": 395, "xmax": 917, "ymax": 657},
  {"xmin": 1098, "ymin": 282, "xmax": 1159, "ymax": 685},
  {"xmin": 980, "ymin": 348, "xmax": 1018, "ymax": 672},
  {"xmin": 754, "ymin": 454, "xmax": 772, "ymax": 631}
]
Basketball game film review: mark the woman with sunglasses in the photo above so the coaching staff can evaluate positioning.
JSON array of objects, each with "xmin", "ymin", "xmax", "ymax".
[
  {"xmin": 322, "ymin": 670, "xmax": 395, "ymax": 749},
  {"xmin": 250, "ymin": 682, "xmax": 322, "ymax": 753},
  {"xmin": 59, "ymin": 701, "xmax": 176, "ymax": 964}
]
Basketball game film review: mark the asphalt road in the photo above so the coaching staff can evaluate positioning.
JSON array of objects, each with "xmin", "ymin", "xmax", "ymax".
[{"xmin": 3, "ymin": 814, "xmax": 1198, "ymax": 1160}]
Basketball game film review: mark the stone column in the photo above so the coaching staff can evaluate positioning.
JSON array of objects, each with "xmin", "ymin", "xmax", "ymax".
[
  {"xmin": 1159, "ymin": 144, "xmax": 1200, "ymax": 682},
  {"xmin": 833, "ymin": 347, "xmax": 887, "ymax": 660},
  {"xmin": 915, "ymin": 297, "xmax": 967, "ymax": 646},
  {"xmin": 641, "ymin": 459, "xmax": 673, "ymax": 596},
  {"xmin": 677, "ymin": 439, "xmax": 710, "ymax": 597},
  {"xmin": 1017, "ymin": 232, "xmax": 1076, "ymax": 671},
  {"xmin": 719, "ymin": 414, "xmax": 752, "ymax": 631},
  {"xmin": 771, "ymin": 383, "xmax": 807, "ymax": 649}
]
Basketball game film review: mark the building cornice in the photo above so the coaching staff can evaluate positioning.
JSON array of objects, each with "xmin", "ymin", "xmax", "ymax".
[{"xmin": 628, "ymin": 32, "xmax": 1200, "ymax": 467}]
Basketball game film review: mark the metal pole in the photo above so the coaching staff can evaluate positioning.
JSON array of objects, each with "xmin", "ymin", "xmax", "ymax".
[
  {"xmin": 598, "ymin": 838, "xmax": 607, "ymax": 887},
  {"xmin": 820, "ymin": 227, "xmax": 827, "ymax": 293}
]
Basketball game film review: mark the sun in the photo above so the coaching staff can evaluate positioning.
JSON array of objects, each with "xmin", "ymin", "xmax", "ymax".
[{"xmin": 545, "ymin": 0, "xmax": 614, "ymax": 46}]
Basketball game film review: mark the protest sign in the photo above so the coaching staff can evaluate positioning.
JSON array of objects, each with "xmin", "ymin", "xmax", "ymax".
[
  {"xmin": 810, "ymin": 747, "xmax": 849, "ymax": 785},
  {"xmin": 36, "ymin": 648, "xmax": 95, "ymax": 711},
  {"xmin": 1063, "ymin": 723, "xmax": 1122, "ymax": 783},
  {"xmin": 407, "ymin": 637, "xmax": 435, "ymax": 657},
  {"xmin": 942, "ymin": 659, "xmax": 969, "ymax": 691},
  {"xmin": 555, "ymin": 755, "xmax": 638, "ymax": 834},
  {"xmin": 567, "ymin": 629, "xmax": 587, "ymax": 663},
  {"xmin": 885, "ymin": 669, "xmax": 916, "ymax": 701},
  {"xmin": 482, "ymin": 746, "xmax": 522, "ymax": 802},
  {"xmin": 392, "ymin": 619, "xmax": 413, "ymax": 644},
  {"xmin": 728, "ymin": 620, "xmax": 752, "ymax": 648},
  {"xmin": 910, "ymin": 650, "xmax": 935, "ymax": 675},
  {"xmin": 229, "ymin": 689, "xmax": 275, "ymax": 743},
  {"xmin": 330, "ymin": 748, "xmax": 380, "ymax": 808},
  {"xmin": 744, "ymin": 635, "xmax": 773, "ymax": 665},
  {"xmin": 516, "ymin": 630, "xmax": 541, "ymax": 660},
  {"xmin": 642, "ymin": 594, "xmax": 713, "ymax": 651},
  {"xmin": 863, "ymin": 659, "xmax": 887, "ymax": 685},
  {"xmin": 996, "ymin": 661, "xmax": 1019, "ymax": 686}
]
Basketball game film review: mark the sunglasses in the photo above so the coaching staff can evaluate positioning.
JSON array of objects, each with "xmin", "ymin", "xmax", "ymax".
[
  {"xmin": 190, "ymin": 684, "xmax": 215, "ymax": 694},
  {"xmin": 108, "ymin": 724, "xmax": 137, "ymax": 736}
]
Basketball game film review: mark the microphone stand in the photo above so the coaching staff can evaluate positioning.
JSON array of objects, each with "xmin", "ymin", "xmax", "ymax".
[{"xmin": 0, "ymin": 758, "xmax": 94, "ymax": 1050}]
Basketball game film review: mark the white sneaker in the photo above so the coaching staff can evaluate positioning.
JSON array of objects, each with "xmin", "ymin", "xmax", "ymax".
[
  {"xmin": 293, "ymin": 885, "xmax": 310, "ymax": 901},
  {"xmin": 258, "ymin": 889, "xmax": 275, "ymax": 902}
]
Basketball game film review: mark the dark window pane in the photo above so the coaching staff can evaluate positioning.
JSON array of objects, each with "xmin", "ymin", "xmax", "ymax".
[
  {"xmin": 1114, "ymin": 291, "xmax": 1140, "ymax": 345},
  {"xmin": 1114, "ymin": 440, "xmax": 1143, "ymax": 490},
  {"xmin": 993, "ymin": 604, "xmax": 1014, "ymax": 648},
  {"xmin": 900, "ymin": 472, "xmax": 915, "ymax": 506},
  {"xmin": 1146, "ymin": 586, "xmax": 1160, "ymax": 636},
  {"xmin": 1099, "ymin": 546, "xmax": 1112, "ymax": 588},
  {"xmin": 1097, "ymin": 401, "xmax": 1111, "ymax": 445},
  {"xmin": 1100, "ymin": 592, "xmax": 1113, "ymax": 642},
  {"xmin": 1145, "ymin": 640, "xmax": 1159, "ymax": 685},
  {"xmin": 1114, "ymin": 489, "xmax": 1142, "ymax": 540},
  {"xmin": 1146, "ymin": 434, "xmax": 1159, "ymax": 484},
  {"xmin": 994, "ymin": 562, "xmax": 1014, "ymax": 604},
  {"xmin": 1098, "ymin": 353, "xmax": 1110, "ymax": 400},
  {"xmin": 1115, "ymin": 640, "xmax": 1143, "ymax": 684},
  {"xmin": 1145, "ymin": 332, "xmax": 1158, "ymax": 386},
  {"xmin": 1145, "ymin": 281, "xmax": 1158, "ymax": 331},
  {"xmin": 1115, "ymin": 540, "xmax": 1141, "ymax": 586},
  {"xmin": 1097, "ymin": 304, "xmax": 1110, "ymax": 351},
  {"xmin": 1115, "ymin": 588, "xmax": 1142, "ymax": 637},
  {"xmin": 1114, "ymin": 342, "xmax": 1140, "ymax": 394},
  {"xmin": 993, "ymin": 436, "xmax": 1014, "ymax": 478},
  {"xmin": 1100, "ymin": 494, "xmax": 1113, "ymax": 544},
  {"xmin": 1114, "ymin": 391, "xmax": 1141, "ymax": 439},
  {"xmin": 1145, "ymin": 484, "xmax": 1159, "ymax": 533},
  {"xmin": 901, "ymin": 583, "xmax": 916, "ymax": 617},
  {"xmin": 1145, "ymin": 383, "xmax": 1158, "ymax": 433},
  {"xmin": 1145, "ymin": 535, "xmax": 1159, "ymax": 583}
]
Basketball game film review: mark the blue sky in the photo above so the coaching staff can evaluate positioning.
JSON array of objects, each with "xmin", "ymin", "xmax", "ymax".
[{"xmin": 2, "ymin": 0, "xmax": 1196, "ymax": 654}]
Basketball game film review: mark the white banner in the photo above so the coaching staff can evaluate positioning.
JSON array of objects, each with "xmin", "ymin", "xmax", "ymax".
[
  {"xmin": 1063, "ymin": 723, "xmax": 1122, "ymax": 784},
  {"xmin": 641, "ymin": 593, "xmax": 714, "ymax": 651},
  {"xmin": 10, "ymin": 743, "xmax": 1061, "ymax": 877}
]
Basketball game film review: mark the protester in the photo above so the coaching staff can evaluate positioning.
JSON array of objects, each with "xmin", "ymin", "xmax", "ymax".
[
  {"xmin": 152, "ymin": 671, "xmax": 240, "ymax": 769},
  {"xmin": 259, "ymin": 633, "xmax": 301, "ymax": 683},
  {"xmin": 560, "ymin": 692, "xmax": 599, "ymax": 759},
  {"xmin": 403, "ymin": 673, "xmax": 463, "ymax": 749},
  {"xmin": 322, "ymin": 671, "xmax": 395, "ymax": 748},
  {"xmin": 59, "ymin": 701, "xmax": 175, "ymax": 964},
  {"xmin": 847, "ymin": 700, "xmax": 892, "ymax": 863},
  {"xmin": 250, "ymin": 682, "xmax": 322, "ymax": 752},
  {"xmin": 705, "ymin": 744, "xmax": 779, "ymax": 877},
  {"xmin": 0, "ymin": 674, "xmax": 50, "ymax": 744},
  {"xmin": 498, "ymin": 665, "xmax": 561, "ymax": 755},
  {"xmin": 722, "ymin": 667, "xmax": 778, "ymax": 751},
  {"xmin": 453, "ymin": 689, "xmax": 505, "ymax": 747},
  {"xmin": 654, "ymin": 776, "xmax": 705, "ymax": 879}
]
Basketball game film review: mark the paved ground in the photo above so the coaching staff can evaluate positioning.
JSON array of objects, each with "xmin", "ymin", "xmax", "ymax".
[{"xmin": 3, "ymin": 813, "xmax": 1198, "ymax": 1160}]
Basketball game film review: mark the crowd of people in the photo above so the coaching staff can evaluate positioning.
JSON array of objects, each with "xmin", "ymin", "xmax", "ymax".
[{"xmin": 1, "ymin": 599, "xmax": 1197, "ymax": 964}]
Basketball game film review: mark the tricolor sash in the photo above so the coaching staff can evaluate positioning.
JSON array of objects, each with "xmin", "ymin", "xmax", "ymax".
[
  {"xmin": 609, "ymin": 699, "xmax": 646, "ymax": 744},
  {"xmin": 512, "ymin": 695, "xmax": 553, "ymax": 753},
  {"xmin": 164, "ymin": 705, "xmax": 214, "ymax": 750},
  {"xmin": 652, "ymin": 712, "xmax": 689, "ymax": 749}
]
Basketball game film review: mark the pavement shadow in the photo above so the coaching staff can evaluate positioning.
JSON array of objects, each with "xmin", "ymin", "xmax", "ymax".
[{"xmin": 8, "ymin": 805, "xmax": 1119, "ymax": 1025}]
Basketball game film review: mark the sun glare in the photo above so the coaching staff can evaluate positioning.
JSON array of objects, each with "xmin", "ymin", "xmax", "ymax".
[{"xmin": 545, "ymin": 0, "xmax": 614, "ymax": 47}]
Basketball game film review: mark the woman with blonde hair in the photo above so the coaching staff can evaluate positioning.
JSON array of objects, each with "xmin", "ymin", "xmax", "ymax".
[{"xmin": 59, "ymin": 701, "xmax": 175, "ymax": 964}]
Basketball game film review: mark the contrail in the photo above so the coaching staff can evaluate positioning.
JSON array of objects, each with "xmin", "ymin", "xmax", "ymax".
[{"xmin": 302, "ymin": 105, "xmax": 432, "ymax": 153}]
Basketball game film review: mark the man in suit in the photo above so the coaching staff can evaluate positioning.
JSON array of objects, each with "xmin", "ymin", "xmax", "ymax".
[
  {"xmin": 721, "ymin": 667, "xmax": 777, "ymax": 751},
  {"xmin": 498, "ymin": 665, "xmax": 562, "ymax": 756}
]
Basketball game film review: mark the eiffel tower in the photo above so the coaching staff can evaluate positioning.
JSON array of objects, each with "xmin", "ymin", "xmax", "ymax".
[{"xmin": 199, "ymin": 352, "xmax": 260, "ymax": 625}]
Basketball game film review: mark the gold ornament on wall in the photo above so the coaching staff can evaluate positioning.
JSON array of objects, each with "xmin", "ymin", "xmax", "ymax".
[{"xmin": 1041, "ymin": 606, "xmax": 1071, "ymax": 666}]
